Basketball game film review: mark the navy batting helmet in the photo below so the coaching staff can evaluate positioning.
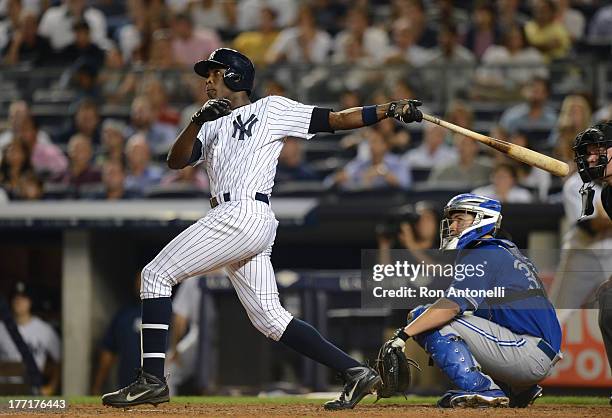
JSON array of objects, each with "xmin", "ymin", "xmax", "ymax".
[{"xmin": 194, "ymin": 48, "xmax": 255, "ymax": 95}]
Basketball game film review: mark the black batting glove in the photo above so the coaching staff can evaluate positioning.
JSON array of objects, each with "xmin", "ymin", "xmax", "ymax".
[
  {"xmin": 191, "ymin": 98, "xmax": 232, "ymax": 126},
  {"xmin": 386, "ymin": 99, "xmax": 423, "ymax": 124}
]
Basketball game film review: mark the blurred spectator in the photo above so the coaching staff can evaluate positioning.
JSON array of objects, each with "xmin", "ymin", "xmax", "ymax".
[
  {"xmin": 53, "ymin": 20, "xmax": 105, "ymax": 69},
  {"xmin": 474, "ymin": 25, "xmax": 547, "ymax": 97},
  {"xmin": 393, "ymin": 0, "xmax": 437, "ymax": 48},
  {"xmin": 232, "ymin": 6, "xmax": 279, "ymax": 68},
  {"xmin": 463, "ymin": 1, "xmax": 500, "ymax": 60},
  {"xmin": 428, "ymin": 0, "xmax": 469, "ymax": 32},
  {"xmin": 38, "ymin": 0, "xmax": 109, "ymax": 51},
  {"xmin": 96, "ymin": 119, "xmax": 126, "ymax": 166},
  {"xmin": 325, "ymin": 128, "xmax": 411, "ymax": 191},
  {"xmin": 524, "ymin": 0, "xmax": 571, "ymax": 62},
  {"xmin": 18, "ymin": 117, "xmax": 68, "ymax": 180},
  {"xmin": 99, "ymin": 43, "xmax": 137, "ymax": 103},
  {"xmin": 428, "ymin": 135, "xmax": 491, "ymax": 187},
  {"xmin": 0, "ymin": 281, "xmax": 61, "ymax": 395},
  {"xmin": 472, "ymin": 163, "xmax": 534, "ymax": 203},
  {"xmin": 140, "ymin": 76, "xmax": 180, "ymax": 127},
  {"xmin": 147, "ymin": 29, "xmax": 178, "ymax": 69},
  {"xmin": 126, "ymin": 96, "xmax": 177, "ymax": 156},
  {"xmin": 91, "ymin": 273, "xmax": 141, "ymax": 394},
  {"xmin": 160, "ymin": 166, "xmax": 208, "ymax": 190},
  {"xmin": 171, "ymin": 12, "xmax": 221, "ymax": 68},
  {"xmin": 17, "ymin": 171, "xmax": 43, "ymax": 200},
  {"xmin": 342, "ymin": 118, "xmax": 410, "ymax": 160},
  {"xmin": 54, "ymin": 98, "xmax": 101, "ymax": 145},
  {"xmin": 0, "ymin": 100, "xmax": 52, "ymax": 150},
  {"xmin": 116, "ymin": 0, "xmax": 147, "ymax": 63},
  {"xmin": 548, "ymin": 94, "xmax": 592, "ymax": 149},
  {"xmin": 587, "ymin": 3, "xmax": 612, "ymax": 41},
  {"xmin": 496, "ymin": 0, "xmax": 529, "ymax": 34},
  {"xmin": 504, "ymin": 132, "xmax": 551, "ymax": 201},
  {"xmin": 445, "ymin": 99, "xmax": 474, "ymax": 132},
  {"xmin": 402, "ymin": 123, "xmax": 457, "ymax": 169},
  {"xmin": 124, "ymin": 133, "xmax": 163, "ymax": 196},
  {"xmin": 593, "ymin": 104, "xmax": 612, "ymax": 124},
  {"xmin": 0, "ymin": 184, "xmax": 7, "ymax": 203},
  {"xmin": 397, "ymin": 201, "xmax": 441, "ymax": 250},
  {"xmin": 179, "ymin": 74, "xmax": 207, "ymax": 129},
  {"xmin": 310, "ymin": 0, "xmax": 346, "ymax": 36},
  {"xmin": 0, "ymin": 139, "xmax": 34, "ymax": 197},
  {"xmin": 274, "ymin": 137, "xmax": 317, "ymax": 183},
  {"xmin": 339, "ymin": 90, "xmax": 361, "ymax": 110},
  {"xmin": 89, "ymin": 160, "xmax": 135, "ymax": 200},
  {"xmin": 498, "ymin": 76, "xmax": 558, "ymax": 136},
  {"xmin": 237, "ymin": 0, "xmax": 297, "ymax": 32},
  {"xmin": 384, "ymin": 17, "xmax": 431, "ymax": 67},
  {"xmin": 265, "ymin": 6, "xmax": 332, "ymax": 65},
  {"xmin": 56, "ymin": 58, "xmax": 102, "ymax": 104},
  {"xmin": 555, "ymin": 0, "xmax": 585, "ymax": 41},
  {"xmin": 59, "ymin": 134, "xmax": 101, "ymax": 192},
  {"xmin": 333, "ymin": 8, "xmax": 389, "ymax": 64},
  {"xmin": 189, "ymin": 0, "xmax": 236, "ymax": 34},
  {"xmin": 2, "ymin": 9, "xmax": 53, "ymax": 66},
  {"xmin": 0, "ymin": 0, "xmax": 21, "ymax": 52}
]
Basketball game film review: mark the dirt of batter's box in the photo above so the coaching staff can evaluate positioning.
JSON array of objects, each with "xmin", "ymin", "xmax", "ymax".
[{"xmin": 10, "ymin": 403, "xmax": 605, "ymax": 418}]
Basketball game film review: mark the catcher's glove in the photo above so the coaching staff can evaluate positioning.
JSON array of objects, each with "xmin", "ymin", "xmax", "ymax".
[
  {"xmin": 191, "ymin": 98, "xmax": 232, "ymax": 126},
  {"xmin": 386, "ymin": 99, "xmax": 423, "ymax": 123},
  {"xmin": 375, "ymin": 328, "xmax": 421, "ymax": 400}
]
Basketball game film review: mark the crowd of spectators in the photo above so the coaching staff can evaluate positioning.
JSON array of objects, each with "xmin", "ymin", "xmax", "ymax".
[{"xmin": 0, "ymin": 0, "xmax": 612, "ymax": 203}]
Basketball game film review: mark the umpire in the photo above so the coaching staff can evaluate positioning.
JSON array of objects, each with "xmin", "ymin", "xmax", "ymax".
[{"xmin": 572, "ymin": 121, "xmax": 612, "ymax": 405}]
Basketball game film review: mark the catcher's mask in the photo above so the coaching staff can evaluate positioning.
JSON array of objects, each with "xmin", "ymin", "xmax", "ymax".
[
  {"xmin": 440, "ymin": 194, "xmax": 502, "ymax": 250},
  {"xmin": 572, "ymin": 122, "xmax": 612, "ymax": 219}
]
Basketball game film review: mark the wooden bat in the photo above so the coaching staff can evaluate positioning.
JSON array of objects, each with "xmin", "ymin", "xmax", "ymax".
[{"xmin": 421, "ymin": 113, "xmax": 569, "ymax": 177}]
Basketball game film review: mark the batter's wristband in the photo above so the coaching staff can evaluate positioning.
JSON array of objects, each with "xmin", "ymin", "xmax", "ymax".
[
  {"xmin": 396, "ymin": 329, "xmax": 410, "ymax": 341},
  {"xmin": 362, "ymin": 105, "xmax": 378, "ymax": 126}
]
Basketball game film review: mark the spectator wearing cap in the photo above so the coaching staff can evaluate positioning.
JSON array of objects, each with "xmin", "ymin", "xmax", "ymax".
[
  {"xmin": 2, "ymin": 9, "xmax": 54, "ymax": 66},
  {"xmin": 472, "ymin": 163, "xmax": 534, "ymax": 203},
  {"xmin": 52, "ymin": 19, "xmax": 105, "ymax": 69},
  {"xmin": 0, "ymin": 282, "xmax": 61, "ymax": 395},
  {"xmin": 38, "ymin": 0, "xmax": 109, "ymax": 51},
  {"xmin": 124, "ymin": 133, "xmax": 163, "ymax": 196},
  {"xmin": 170, "ymin": 13, "xmax": 221, "ymax": 68},
  {"xmin": 232, "ymin": 6, "xmax": 279, "ymax": 68}
]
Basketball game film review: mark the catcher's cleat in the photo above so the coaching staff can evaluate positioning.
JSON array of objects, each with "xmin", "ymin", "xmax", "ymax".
[
  {"xmin": 437, "ymin": 389, "xmax": 509, "ymax": 408},
  {"xmin": 102, "ymin": 368, "xmax": 169, "ymax": 408},
  {"xmin": 323, "ymin": 366, "xmax": 381, "ymax": 411},
  {"xmin": 509, "ymin": 384, "xmax": 542, "ymax": 408}
]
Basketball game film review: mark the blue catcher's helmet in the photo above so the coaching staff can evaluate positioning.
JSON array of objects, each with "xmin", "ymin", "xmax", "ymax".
[{"xmin": 439, "ymin": 193, "xmax": 502, "ymax": 250}]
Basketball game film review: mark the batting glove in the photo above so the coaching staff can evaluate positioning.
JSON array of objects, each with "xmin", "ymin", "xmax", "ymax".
[
  {"xmin": 386, "ymin": 99, "xmax": 423, "ymax": 124},
  {"xmin": 192, "ymin": 98, "xmax": 232, "ymax": 126}
]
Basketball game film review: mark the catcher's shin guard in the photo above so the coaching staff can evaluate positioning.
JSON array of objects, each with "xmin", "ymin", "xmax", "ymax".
[{"xmin": 414, "ymin": 330, "xmax": 493, "ymax": 392}]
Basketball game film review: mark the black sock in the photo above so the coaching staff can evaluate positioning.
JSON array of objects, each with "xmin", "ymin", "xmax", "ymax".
[
  {"xmin": 141, "ymin": 297, "xmax": 172, "ymax": 381},
  {"xmin": 279, "ymin": 318, "xmax": 361, "ymax": 372}
]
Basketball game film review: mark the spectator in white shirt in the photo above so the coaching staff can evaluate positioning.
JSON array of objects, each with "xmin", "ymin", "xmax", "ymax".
[
  {"xmin": 333, "ymin": 8, "xmax": 389, "ymax": 65},
  {"xmin": 403, "ymin": 123, "xmax": 457, "ymax": 169},
  {"xmin": 472, "ymin": 163, "xmax": 534, "ymax": 203},
  {"xmin": 384, "ymin": 17, "xmax": 431, "ymax": 67},
  {"xmin": 38, "ymin": 0, "xmax": 109, "ymax": 51}
]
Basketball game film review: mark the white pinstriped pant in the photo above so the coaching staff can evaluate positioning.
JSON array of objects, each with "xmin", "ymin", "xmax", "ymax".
[{"xmin": 141, "ymin": 200, "xmax": 293, "ymax": 341}]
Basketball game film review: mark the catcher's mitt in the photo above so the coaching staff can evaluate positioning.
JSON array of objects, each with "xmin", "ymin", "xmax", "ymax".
[{"xmin": 375, "ymin": 329, "xmax": 421, "ymax": 400}]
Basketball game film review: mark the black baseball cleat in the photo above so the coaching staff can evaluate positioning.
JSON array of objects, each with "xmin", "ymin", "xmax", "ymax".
[
  {"xmin": 323, "ymin": 366, "xmax": 381, "ymax": 411},
  {"xmin": 509, "ymin": 384, "xmax": 542, "ymax": 408},
  {"xmin": 102, "ymin": 368, "xmax": 169, "ymax": 408}
]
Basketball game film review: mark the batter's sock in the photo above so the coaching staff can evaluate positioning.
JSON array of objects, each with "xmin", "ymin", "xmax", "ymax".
[
  {"xmin": 141, "ymin": 297, "xmax": 172, "ymax": 381},
  {"xmin": 279, "ymin": 318, "xmax": 361, "ymax": 372}
]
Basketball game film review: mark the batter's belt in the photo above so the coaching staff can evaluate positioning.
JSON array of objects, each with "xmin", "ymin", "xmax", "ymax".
[{"xmin": 210, "ymin": 192, "xmax": 269, "ymax": 208}]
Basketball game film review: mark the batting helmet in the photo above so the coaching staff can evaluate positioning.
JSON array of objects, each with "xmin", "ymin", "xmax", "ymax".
[
  {"xmin": 573, "ymin": 122, "xmax": 612, "ymax": 183},
  {"xmin": 194, "ymin": 48, "xmax": 255, "ymax": 95}
]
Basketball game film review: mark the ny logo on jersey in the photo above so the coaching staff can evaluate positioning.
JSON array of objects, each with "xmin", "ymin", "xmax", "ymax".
[{"xmin": 232, "ymin": 114, "xmax": 258, "ymax": 141}]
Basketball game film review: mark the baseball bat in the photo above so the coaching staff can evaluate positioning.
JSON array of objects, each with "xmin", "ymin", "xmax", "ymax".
[{"xmin": 421, "ymin": 113, "xmax": 569, "ymax": 177}]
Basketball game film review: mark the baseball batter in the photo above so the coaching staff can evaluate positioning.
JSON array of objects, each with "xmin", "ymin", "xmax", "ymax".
[
  {"xmin": 102, "ymin": 48, "xmax": 423, "ymax": 410},
  {"xmin": 381, "ymin": 194, "xmax": 562, "ymax": 408}
]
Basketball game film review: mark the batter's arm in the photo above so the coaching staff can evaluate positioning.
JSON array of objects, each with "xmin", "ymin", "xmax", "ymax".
[
  {"xmin": 327, "ymin": 100, "xmax": 423, "ymax": 131},
  {"xmin": 328, "ymin": 105, "xmax": 393, "ymax": 131},
  {"xmin": 167, "ymin": 123, "xmax": 201, "ymax": 169},
  {"xmin": 402, "ymin": 298, "xmax": 460, "ymax": 337}
]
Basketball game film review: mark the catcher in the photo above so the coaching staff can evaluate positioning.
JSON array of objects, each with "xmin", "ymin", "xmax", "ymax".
[{"xmin": 376, "ymin": 194, "xmax": 562, "ymax": 408}]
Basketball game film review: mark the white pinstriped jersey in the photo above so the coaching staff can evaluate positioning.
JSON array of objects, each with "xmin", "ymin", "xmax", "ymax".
[{"xmin": 193, "ymin": 96, "xmax": 315, "ymax": 196}]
